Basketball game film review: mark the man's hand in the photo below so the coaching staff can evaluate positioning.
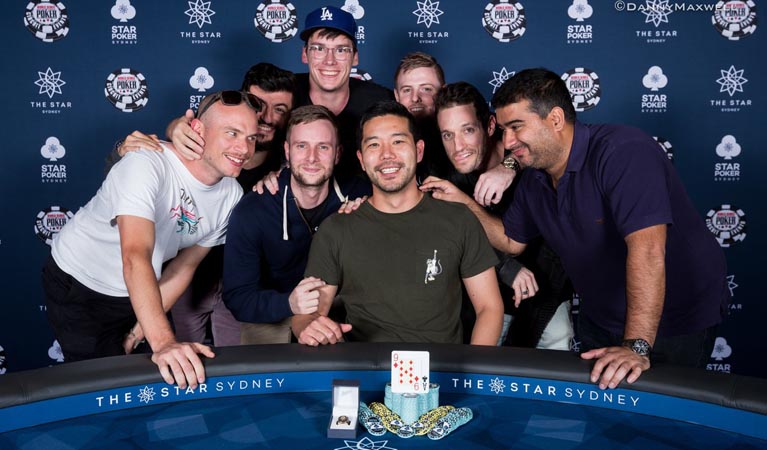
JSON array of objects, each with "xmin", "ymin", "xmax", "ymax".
[
  {"xmin": 297, "ymin": 316, "xmax": 352, "ymax": 346},
  {"xmin": 510, "ymin": 267, "xmax": 539, "ymax": 307},
  {"xmin": 122, "ymin": 322, "xmax": 145, "ymax": 354},
  {"xmin": 474, "ymin": 163, "xmax": 516, "ymax": 206},
  {"xmin": 168, "ymin": 109, "xmax": 204, "ymax": 161},
  {"xmin": 151, "ymin": 341, "xmax": 215, "ymax": 389},
  {"xmin": 419, "ymin": 176, "xmax": 472, "ymax": 205},
  {"xmin": 253, "ymin": 168, "xmax": 284, "ymax": 194},
  {"xmin": 118, "ymin": 131, "xmax": 162, "ymax": 156},
  {"xmin": 289, "ymin": 277, "xmax": 325, "ymax": 315},
  {"xmin": 338, "ymin": 196, "xmax": 368, "ymax": 214},
  {"xmin": 580, "ymin": 346, "xmax": 651, "ymax": 389}
]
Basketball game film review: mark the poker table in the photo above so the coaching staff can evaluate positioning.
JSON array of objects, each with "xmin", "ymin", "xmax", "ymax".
[{"xmin": 1, "ymin": 344, "xmax": 765, "ymax": 449}]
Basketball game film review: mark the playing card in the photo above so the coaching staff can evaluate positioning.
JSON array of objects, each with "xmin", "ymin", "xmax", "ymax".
[{"xmin": 391, "ymin": 351, "xmax": 430, "ymax": 394}]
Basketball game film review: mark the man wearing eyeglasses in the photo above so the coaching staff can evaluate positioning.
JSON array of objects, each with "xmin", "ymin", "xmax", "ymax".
[
  {"xmin": 295, "ymin": 5, "xmax": 393, "ymax": 180},
  {"xmin": 42, "ymin": 91, "xmax": 260, "ymax": 389}
]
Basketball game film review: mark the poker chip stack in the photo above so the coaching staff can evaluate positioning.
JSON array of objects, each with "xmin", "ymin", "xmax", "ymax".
[{"xmin": 384, "ymin": 383, "xmax": 439, "ymax": 424}]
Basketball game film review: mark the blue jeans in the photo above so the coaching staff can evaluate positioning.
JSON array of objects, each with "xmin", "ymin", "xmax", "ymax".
[{"xmin": 577, "ymin": 314, "xmax": 718, "ymax": 368}]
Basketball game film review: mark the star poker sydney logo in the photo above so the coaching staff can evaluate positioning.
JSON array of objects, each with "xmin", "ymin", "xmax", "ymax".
[
  {"xmin": 717, "ymin": 65, "xmax": 748, "ymax": 97},
  {"xmin": 185, "ymin": 0, "xmax": 215, "ymax": 28},
  {"xmin": 189, "ymin": 67, "xmax": 214, "ymax": 92},
  {"xmin": 35, "ymin": 67, "xmax": 66, "ymax": 98},
  {"xmin": 413, "ymin": 0, "xmax": 444, "ymax": 28}
]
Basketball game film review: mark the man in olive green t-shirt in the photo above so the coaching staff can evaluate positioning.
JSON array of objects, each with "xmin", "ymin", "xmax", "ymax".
[{"xmin": 290, "ymin": 101, "xmax": 504, "ymax": 346}]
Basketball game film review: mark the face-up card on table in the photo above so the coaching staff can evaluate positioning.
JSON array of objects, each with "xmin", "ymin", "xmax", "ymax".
[{"xmin": 391, "ymin": 351, "xmax": 430, "ymax": 394}]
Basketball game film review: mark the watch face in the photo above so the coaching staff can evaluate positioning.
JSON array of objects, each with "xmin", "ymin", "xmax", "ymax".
[{"xmin": 624, "ymin": 339, "xmax": 651, "ymax": 356}]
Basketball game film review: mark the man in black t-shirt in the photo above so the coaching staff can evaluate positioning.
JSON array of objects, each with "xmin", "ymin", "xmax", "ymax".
[{"xmin": 293, "ymin": 6, "xmax": 393, "ymax": 180}]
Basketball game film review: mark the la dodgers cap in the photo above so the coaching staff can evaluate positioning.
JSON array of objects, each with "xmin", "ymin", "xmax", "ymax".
[{"xmin": 300, "ymin": 6, "xmax": 357, "ymax": 44}]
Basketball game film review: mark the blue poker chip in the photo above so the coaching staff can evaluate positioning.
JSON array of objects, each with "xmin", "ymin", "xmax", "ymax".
[
  {"xmin": 561, "ymin": 68, "xmax": 601, "ymax": 112},
  {"xmin": 712, "ymin": 0, "xmax": 757, "ymax": 41},
  {"xmin": 254, "ymin": 0, "xmax": 298, "ymax": 43},
  {"xmin": 104, "ymin": 68, "xmax": 149, "ymax": 112},
  {"xmin": 24, "ymin": 0, "xmax": 70, "ymax": 43},
  {"xmin": 482, "ymin": 0, "xmax": 526, "ymax": 43}
]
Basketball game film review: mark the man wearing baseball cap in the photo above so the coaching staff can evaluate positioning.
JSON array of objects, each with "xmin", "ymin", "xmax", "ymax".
[{"xmin": 295, "ymin": 5, "xmax": 393, "ymax": 180}]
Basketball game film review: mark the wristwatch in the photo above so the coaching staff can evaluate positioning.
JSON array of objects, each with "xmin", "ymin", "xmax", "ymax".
[
  {"xmin": 501, "ymin": 154, "xmax": 520, "ymax": 172},
  {"xmin": 622, "ymin": 338, "xmax": 652, "ymax": 357}
]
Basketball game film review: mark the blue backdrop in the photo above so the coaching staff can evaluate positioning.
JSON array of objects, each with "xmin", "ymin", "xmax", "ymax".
[{"xmin": 0, "ymin": 0, "xmax": 763, "ymax": 378}]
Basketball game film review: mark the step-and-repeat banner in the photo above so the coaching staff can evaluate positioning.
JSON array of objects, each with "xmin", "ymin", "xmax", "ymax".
[{"xmin": 0, "ymin": 1, "xmax": 763, "ymax": 377}]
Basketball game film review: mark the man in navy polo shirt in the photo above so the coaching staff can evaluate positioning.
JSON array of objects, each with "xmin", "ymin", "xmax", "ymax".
[{"xmin": 491, "ymin": 68, "xmax": 729, "ymax": 389}]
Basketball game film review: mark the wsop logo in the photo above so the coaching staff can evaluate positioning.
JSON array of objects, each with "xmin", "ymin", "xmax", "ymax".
[
  {"xmin": 104, "ymin": 68, "xmax": 149, "ymax": 112},
  {"xmin": 0, "ymin": 345, "xmax": 6, "ymax": 374},
  {"xmin": 652, "ymin": 136, "xmax": 674, "ymax": 161},
  {"xmin": 24, "ymin": 0, "xmax": 70, "ymax": 43},
  {"xmin": 34, "ymin": 206, "xmax": 73, "ymax": 245},
  {"xmin": 706, "ymin": 205, "xmax": 746, "ymax": 247},
  {"xmin": 561, "ymin": 68, "xmax": 600, "ymax": 112},
  {"xmin": 254, "ymin": 0, "xmax": 298, "ymax": 43},
  {"xmin": 712, "ymin": 0, "xmax": 757, "ymax": 41},
  {"xmin": 482, "ymin": 0, "xmax": 526, "ymax": 42},
  {"xmin": 350, "ymin": 68, "xmax": 373, "ymax": 81}
]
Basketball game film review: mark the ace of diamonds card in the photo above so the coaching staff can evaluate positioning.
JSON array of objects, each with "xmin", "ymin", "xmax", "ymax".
[{"xmin": 390, "ymin": 351, "xmax": 430, "ymax": 394}]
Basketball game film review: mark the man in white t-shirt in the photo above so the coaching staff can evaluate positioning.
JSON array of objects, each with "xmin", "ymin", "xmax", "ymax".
[{"xmin": 42, "ymin": 90, "xmax": 260, "ymax": 389}]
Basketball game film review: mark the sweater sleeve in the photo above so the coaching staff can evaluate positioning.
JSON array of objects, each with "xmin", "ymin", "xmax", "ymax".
[{"xmin": 222, "ymin": 196, "xmax": 293, "ymax": 323}]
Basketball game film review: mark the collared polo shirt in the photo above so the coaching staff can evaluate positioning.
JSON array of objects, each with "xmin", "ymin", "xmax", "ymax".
[{"xmin": 503, "ymin": 121, "xmax": 728, "ymax": 336}]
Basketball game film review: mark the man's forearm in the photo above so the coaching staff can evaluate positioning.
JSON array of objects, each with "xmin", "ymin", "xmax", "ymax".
[
  {"xmin": 470, "ymin": 307, "xmax": 503, "ymax": 345},
  {"xmin": 624, "ymin": 226, "xmax": 667, "ymax": 345},
  {"xmin": 465, "ymin": 200, "xmax": 525, "ymax": 256},
  {"xmin": 123, "ymin": 256, "xmax": 176, "ymax": 351}
]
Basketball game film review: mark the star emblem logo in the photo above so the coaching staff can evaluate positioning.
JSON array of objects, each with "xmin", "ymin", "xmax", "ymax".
[
  {"xmin": 489, "ymin": 67, "xmax": 514, "ymax": 94},
  {"xmin": 35, "ymin": 68, "xmax": 66, "ymax": 99},
  {"xmin": 412, "ymin": 0, "xmax": 444, "ymax": 29},
  {"xmin": 716, "ymin": 65, "xmax": 748, "ymax": 97},
  {"xmin": 185, "ymin": 0, "xmax": 216, "ymax": 29},
  {"xmin": 334, "ymin": 437, "xmax": 397, "ymax": 450},
  {"xmin": 642, "ymin": 0, "xmax": 672, "ymax": 27},
  {"xmin": 137, "ymin": 386, "xmax": 156, "ymax": 404}
]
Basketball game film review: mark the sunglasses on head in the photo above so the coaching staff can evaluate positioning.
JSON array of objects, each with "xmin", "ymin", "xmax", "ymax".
[{"xmin": 196, "ymin": 90, "xmax": 263, "ymax": 119}]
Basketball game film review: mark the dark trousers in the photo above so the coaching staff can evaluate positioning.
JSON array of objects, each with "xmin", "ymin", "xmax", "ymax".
[
  {"xmin": 578, "ymin": 314, "xmax": 718, "ymax": 368},
  {"xmin": 42, "ymin": 257, "xmax": 136, "ymax": 362}
]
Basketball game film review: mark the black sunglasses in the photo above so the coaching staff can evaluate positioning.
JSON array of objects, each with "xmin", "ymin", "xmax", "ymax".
[{"xmin": 196, "ymin": 90, "xmax": 263, "ymax": 119}]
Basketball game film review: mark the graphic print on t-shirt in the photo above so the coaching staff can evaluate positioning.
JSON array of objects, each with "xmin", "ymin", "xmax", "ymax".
[
  {"xmin": 424, "ymin": 249, "xmax": 442, "ymax": 284},
  {"xmin": 170, "ymin": 188, "xmax": 202, "ymax": 235}
]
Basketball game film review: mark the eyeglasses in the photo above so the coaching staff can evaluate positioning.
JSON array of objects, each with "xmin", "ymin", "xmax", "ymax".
[
  {"xmin": 196, "ymin": 90, "xmax": 263, "ymax": 119},
  {"xmin": 307, "ymin": 44, "xmax": 354, "ymax": 61}
]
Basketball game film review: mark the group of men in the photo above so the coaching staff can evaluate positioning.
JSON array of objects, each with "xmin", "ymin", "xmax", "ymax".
[{"xmin": 43, "ymin": 6, "xmax": 729, "ymax": 392}]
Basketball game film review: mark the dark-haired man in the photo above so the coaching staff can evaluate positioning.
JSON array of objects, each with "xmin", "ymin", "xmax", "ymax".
[
  {"xmin": 294, "ymin": 5, "xmax": 393, "ymax": 180},
  {"xmin": 44, "ymin": 91, "xmax": 260, "ymax": 388},
  {"xmin": 421, "ymin": 81, "xmax": 572, "ymax": 350},
  {"xmin": 291, "ymin": 101, "xmax": 503, "ymax": 346},
  {"xmin": 491, "ymin": 68, "xmax": 729, "ymax": 388},
  {"xmin": 223, "ymin": 105, "xmax": 370, "ymax": 343}
]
